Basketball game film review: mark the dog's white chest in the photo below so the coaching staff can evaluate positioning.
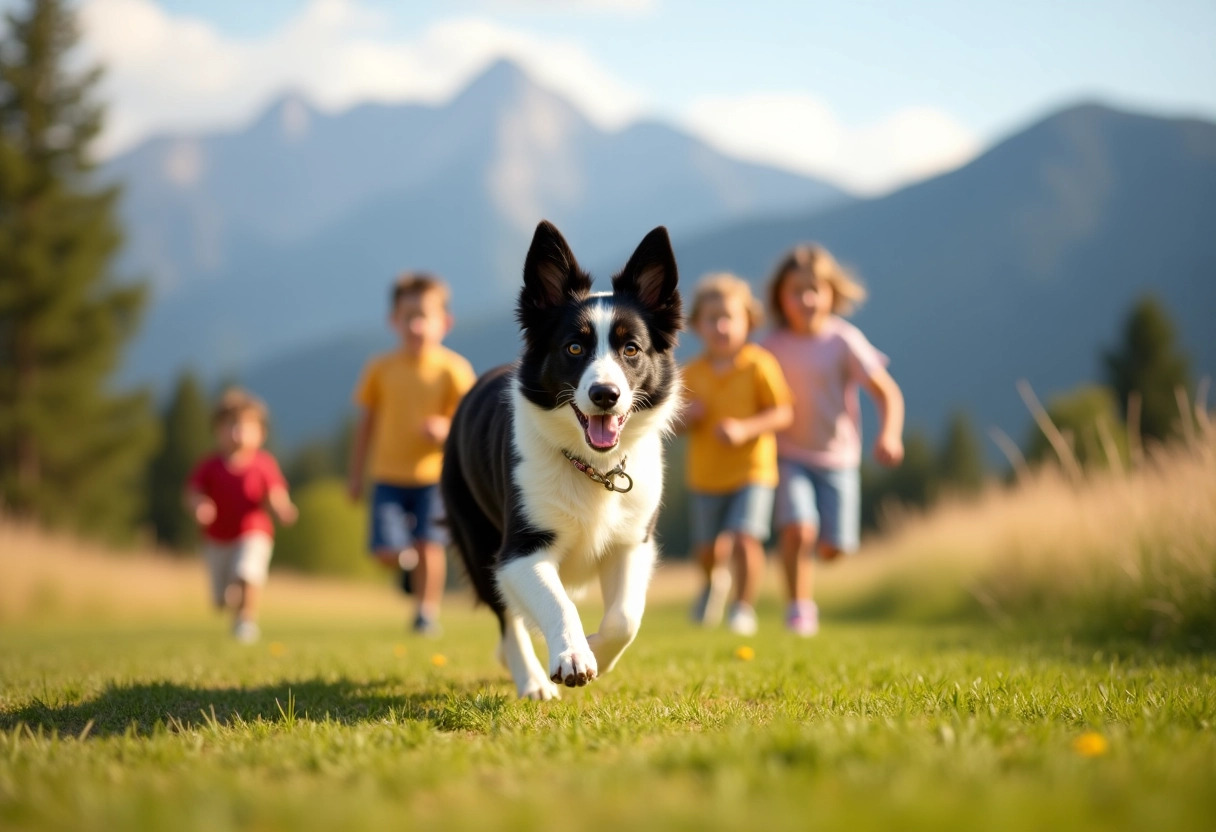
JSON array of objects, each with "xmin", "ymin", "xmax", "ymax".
[
  {"xmin": 520, "ymin": 450, "xmax": 661, "ymax": 563},
  {"xmin": 508, "ymin": 380, "xmax": 674, "ymax": 590}
]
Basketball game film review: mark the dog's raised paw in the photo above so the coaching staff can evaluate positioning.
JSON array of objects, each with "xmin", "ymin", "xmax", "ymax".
[{"xmin": 550, "ymin": 650, "xmax": 598, "ymax": 687}]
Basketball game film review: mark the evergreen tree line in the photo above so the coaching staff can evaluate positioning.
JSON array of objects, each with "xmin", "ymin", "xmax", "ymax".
[
  {"xmin": 143, "ymin": 293, "xmax": 1191, "ymax": 558},
  {"xmin": 861, "ymin": 295, "xmax": 1198, "ymax": 531}
]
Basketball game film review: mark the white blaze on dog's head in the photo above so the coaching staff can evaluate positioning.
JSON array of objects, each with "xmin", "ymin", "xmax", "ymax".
[{"xmin": 571, "ymin": 299, "xmax": 633, "ymax": 450}]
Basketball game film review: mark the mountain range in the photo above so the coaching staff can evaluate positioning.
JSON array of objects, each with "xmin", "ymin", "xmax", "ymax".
[
  {"xmin": 673, "ymin": 103, "xmax": 1216, "ymax": 451},
  {"xmin": 110, "ymin": 59, "xmax": 848, "ymax": 385},
  {"xmin": 251, "ymin": 103, "xmax": 1215, "ymax": 452},
  {"xmin": 107, "ymin": 60, "xmax": 1216, "ymax": 454}
]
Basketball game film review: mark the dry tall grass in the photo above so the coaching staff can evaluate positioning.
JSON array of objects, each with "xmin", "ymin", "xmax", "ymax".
[
  {"xmin": 5, "ymin": 431, "xmax": 1213, "ymax": 646},
  {"xmin": 823, "ymin": 430, "xmax": 1216, "ymax": 646},
  {"xmin": 0, "ymin": 519, "xmax": 704, "ymax": 625},
  {"xmin": 0, "ymin": 522, "xmax": 407, "ymax": 625}
]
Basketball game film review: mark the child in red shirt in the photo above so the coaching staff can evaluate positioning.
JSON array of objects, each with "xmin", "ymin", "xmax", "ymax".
[{"xmin": 185, "ymin": 389, "xmax": 297, "ymax": 642}]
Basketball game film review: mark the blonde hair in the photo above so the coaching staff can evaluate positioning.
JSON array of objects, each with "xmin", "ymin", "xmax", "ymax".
[
  {"xmin": 688, "ymin": 272, "xmax": 764, "ymax": 332},
  {"xmin": 767, "ymin": 244, "xmax": 867, "ymax": 328},
  {"xmin": 211, "ymin": 387, "xmax": 268, "ymax": 429},
  {"xmin": 391, "ymin": 272, "xmax": 450, "ymax": 312}
]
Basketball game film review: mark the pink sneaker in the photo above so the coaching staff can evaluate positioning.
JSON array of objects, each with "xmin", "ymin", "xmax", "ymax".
[{"xmin": 786, "ymin": 601, "xmax": 819, "ymax": 637}]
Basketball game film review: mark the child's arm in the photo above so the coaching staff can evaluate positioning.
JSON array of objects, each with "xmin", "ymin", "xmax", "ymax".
[
  {"xmin": 717, "ymin": 404, "xmax": 794, "ymax": 447},
  {"xmin": 183, "ymin": 486, "xmax": 216, "ymax": 527},
  {"xmin": 675, "ymin": 398, "xmax": 707, "ymax": 434},
  {"xmin": 347, "ymin": 408, "xmax": 375, "ymax": 501},
  {"xmin": 428, "ymin": 358, "xmax": 476, "ymax": 445},
  {"xmin": 422, "ymin": 415, "xmax": 451, "ymax": 445},
  {"xmin": 863, "ymin": 368, "xmax": 905, "ymax": 467},
  {"xmin": 268, "ymin": 485, "xmax": 298, "ymax": 526}
]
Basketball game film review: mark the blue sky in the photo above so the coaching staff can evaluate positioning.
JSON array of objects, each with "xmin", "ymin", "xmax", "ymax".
[
  {"xmin": 151, "ymin": 0, "xmax": 1216, "ymax": 133},
  {"xmin": 18, "ymin": 0, "xmax": 1216, "ymax": 192}
]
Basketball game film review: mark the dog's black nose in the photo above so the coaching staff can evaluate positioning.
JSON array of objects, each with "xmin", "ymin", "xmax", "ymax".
[{"xmin": 589, "ymin": 383, "xmax": 620, "ymax": 410}]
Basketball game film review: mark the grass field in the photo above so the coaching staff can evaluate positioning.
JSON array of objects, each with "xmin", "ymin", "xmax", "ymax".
[
  {"xmin": 3, "ymin": 438, "xmax": 1215, "ymax": 831},
  {"xmin": 3, "ymin": 603, "xmax": 1215, "ymax": 831}
]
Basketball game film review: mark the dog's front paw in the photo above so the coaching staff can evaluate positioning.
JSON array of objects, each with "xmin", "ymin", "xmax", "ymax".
[
  {"xmin": 550, "ymin": 649, "xmax": 598, "ymax": 687},
  {"xmin": 520, "ymin": 679, "xmax": 562, "ymax": 701}
]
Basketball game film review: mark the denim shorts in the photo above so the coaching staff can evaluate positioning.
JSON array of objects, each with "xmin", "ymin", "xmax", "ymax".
[
  {"xmin": 369, "ymin": 482, "xmax": 447, "ymax": 553},
  {"xmin": 774, "ymin": 460, "xmax": 860, "ymax": 553},
  {"xmin": 688, "ymin": 484, "xmax": 775, "ymax": 547}
]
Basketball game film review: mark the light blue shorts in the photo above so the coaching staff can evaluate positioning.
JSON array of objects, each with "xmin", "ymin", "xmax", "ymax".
[
  {"xmin": 774, "ymin": 460, "xmax": 860, "ymax": 553},
  {"xmin": 689, "ymin": 484, "xmax": 775, "ymax": 547}
]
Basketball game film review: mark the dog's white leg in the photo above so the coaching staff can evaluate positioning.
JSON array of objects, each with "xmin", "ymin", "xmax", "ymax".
[
  {"xmin": 499, "ymin": 613, "xmax": 561, "ymax": 700},
  {"xmin": 497, "ymin": 553, "xmax": 597, "ymax": 687},
  {"xmin": 587, "ymin": 538, "xmax": 656, "ymax": 674}
]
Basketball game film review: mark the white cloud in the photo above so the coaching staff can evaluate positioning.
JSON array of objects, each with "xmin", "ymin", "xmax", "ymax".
[
  {"xmin": 483, "ymin": 0, "xmax": 656, "ymax": 13},
  {"xmin": 80, "ymin": 0, "xmax": 646, "ymax": 156},
  {"xmin": 683, "ymin": 92, "xmax": 981, "ymax": 195},
  {"xmin": 78, "ymin": 0, "xmax": 978, "ymax": 192}
]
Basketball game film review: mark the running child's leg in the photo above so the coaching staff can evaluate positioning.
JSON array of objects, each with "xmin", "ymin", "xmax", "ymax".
[
  {"xmin": 230, "ymin": 532, "xmax": 273, "ymax": 642},
  {"xmin": 726, "ymin": 484, "xmax": 774, "ymax": 608},
  {"xmin": 408, "ymin": 484, "xmax": 447, "ymax": 634},
  {"xmin": 204, "ymin": 541, "xmax": 235, "ymax": 611},
  {"xmin": 811, "ymin": 466, "xmax": 860, "ymax": 563},
  {"xmin": 732, "ymin": 533, "xmax": 764, "ymax": 608},
  {"xmin": 688, "ymin": 492, "xmax": 732, "ymax": 626},
  {"xmin": 234, "ymin": 580, "xmax": 260, "ymax": 622},
  {"xmin": 414, "ymin": 540, "xmax": 446, "ymax": 621},
  {"xmin": 368, "ymin": 483, "xmax": 417, "ymax": 595},
  {"xmin": 779, "ymin": 524, "xmax": 817, "ymax": 600},
  {"xmin": 775, "ymin": 460, "xmax": 821, "ymax": 636},
  {"xmin": 694, "ymin": 540, "xmax": 716, "ymax": 577},
  {"xmin": 690, "ymin": 534, "xmax": 732, "ymax": 627}
]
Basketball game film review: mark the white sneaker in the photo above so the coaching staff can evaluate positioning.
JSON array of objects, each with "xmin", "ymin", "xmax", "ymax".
[
  {"xmin": 727, "ymin": 603, "xmax": 758, "ymax": 636},
  {"xmin": 233, "ymin": 619, "xmax": 260, "ymax": 644}
]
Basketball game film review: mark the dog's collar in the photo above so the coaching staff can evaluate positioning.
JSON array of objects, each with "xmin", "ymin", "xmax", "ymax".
[{"xmin": 561, "ymin": 449, "xmax": 633, "ymax": 493}]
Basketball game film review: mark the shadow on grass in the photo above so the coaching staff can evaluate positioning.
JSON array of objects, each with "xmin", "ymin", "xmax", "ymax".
[{"xmin": 0, "ymin": 676, "xmax": 513, "ymax": 738}]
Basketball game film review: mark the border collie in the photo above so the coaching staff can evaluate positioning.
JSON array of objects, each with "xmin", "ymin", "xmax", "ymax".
[{"xmin": 441, "ymin": 220, "xmax": 682, "ymax": 700}]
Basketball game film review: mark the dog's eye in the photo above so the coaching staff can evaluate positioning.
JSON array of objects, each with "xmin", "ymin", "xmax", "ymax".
[
  {"xmin": 566, "ymin": 343, "xmax": 584, "ymax": 357},
  {"xmin": 622, "ymin": 343, "xmax": 640, "ymax": 358}
]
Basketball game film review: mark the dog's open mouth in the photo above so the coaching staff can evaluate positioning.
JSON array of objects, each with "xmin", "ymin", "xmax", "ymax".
[{"xmin": 571, "ymin": 403, "xmax": 628, "ymax": 451}]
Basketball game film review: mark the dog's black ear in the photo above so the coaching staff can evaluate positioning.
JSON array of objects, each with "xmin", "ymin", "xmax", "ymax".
[
  {"xmin": 613, "ymin": 226, "xmax": 682, "ymax": 350},
  {"xmin": 518, "ymin": 221, "xmax": 590, "ymax": 331}
]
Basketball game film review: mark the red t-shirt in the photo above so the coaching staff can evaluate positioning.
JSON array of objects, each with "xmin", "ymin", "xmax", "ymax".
[{"xmin": 187, "ymin": 451, "xmax": 286, "ymax": 542}]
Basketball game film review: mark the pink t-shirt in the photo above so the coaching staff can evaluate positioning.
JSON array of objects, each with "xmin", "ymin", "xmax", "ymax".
[{"xmin": 762, "ymin": 317, "xmax": 889, "ymax": 470}]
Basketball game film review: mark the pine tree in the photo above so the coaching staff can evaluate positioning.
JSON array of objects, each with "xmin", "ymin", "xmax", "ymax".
[
  {"xmin": 147, "ymin": 371, "xmax": 211, "ymax": 551},
  {"xmin": 1104, "ymin": 295, "xmax": 1192, "ymax": 443},
  {"xmin": 0, "ymin": 0, "xmax": 155, "ymax": 539},
  {"xmin": 937, "ymin": 411, "xmax": 985, "ymax": 495}
]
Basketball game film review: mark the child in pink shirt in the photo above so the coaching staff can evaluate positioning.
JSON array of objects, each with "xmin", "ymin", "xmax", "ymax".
[{"xmin": 761, "ymin": 245, "xmax": 905, "ymax": 636}]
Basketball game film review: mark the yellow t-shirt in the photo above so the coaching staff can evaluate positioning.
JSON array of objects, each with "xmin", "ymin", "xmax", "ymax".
[
  {"xmin": 683, "ymin": 343, "xmax": 792, "ymax": 493},
  {"xmin": 354, "ymin": 345, "xmax": 476, "ymax": 486}
]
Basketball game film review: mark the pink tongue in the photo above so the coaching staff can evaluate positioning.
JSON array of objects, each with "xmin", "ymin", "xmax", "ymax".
[{"xmin": 587, "ymin": 414, "xmax": 622, "ymax": 448}]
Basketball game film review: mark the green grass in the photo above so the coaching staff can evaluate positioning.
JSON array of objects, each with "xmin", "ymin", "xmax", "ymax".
[{"xmin": 2, "ymin": 600, "xmax": 1214, "ymax": 832}]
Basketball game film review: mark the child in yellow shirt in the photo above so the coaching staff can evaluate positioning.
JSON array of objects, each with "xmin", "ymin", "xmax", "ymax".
[
  {"xmin": 348, "ymin": 273, "xmax": 476, "ymax": 635},
  {"xmin": 682, "ymin": 274, "xmax": 793, "ymax": 634}
]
